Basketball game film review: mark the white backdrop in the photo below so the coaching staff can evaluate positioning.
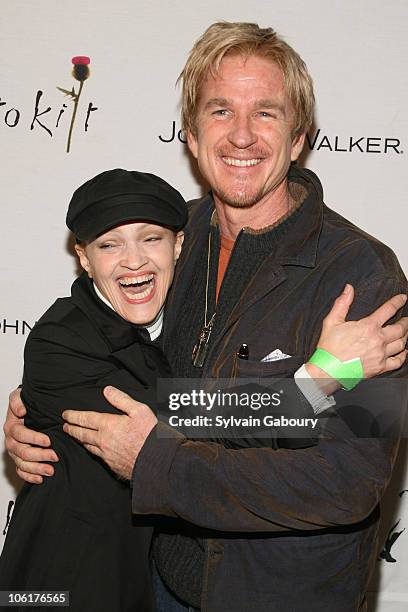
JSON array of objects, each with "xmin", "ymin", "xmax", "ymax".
[{"xmin": 1, "ymin": 1, "xmax": 407, "ymax": 609}]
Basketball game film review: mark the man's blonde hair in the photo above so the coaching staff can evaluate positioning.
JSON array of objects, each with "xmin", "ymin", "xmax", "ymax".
[{"xmin": 179, "ymin": 21, "xmax": 314, "ymax": 139}]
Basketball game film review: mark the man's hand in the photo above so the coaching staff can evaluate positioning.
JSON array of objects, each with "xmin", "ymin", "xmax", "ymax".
[
  {"xmin": 306, "ymin": 285, "xmax": 408, "ymax": 392},
  {"xmin": 3, "ymin": 388, "xmax": 58, "ymax": 484},
  {"xmin": 62, "ymin": 386, "xmax": 158, "ymax": 480}
]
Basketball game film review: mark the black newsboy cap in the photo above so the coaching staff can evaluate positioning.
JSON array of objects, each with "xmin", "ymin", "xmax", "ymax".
[{"xmin": 66, "ymin": 168, "xmax": 188, "ymax": 241}]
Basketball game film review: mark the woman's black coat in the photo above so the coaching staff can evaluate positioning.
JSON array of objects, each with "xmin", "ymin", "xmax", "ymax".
[{"xmin": 0, "ymin": 273, "xmax": 172, "ymax": 611}]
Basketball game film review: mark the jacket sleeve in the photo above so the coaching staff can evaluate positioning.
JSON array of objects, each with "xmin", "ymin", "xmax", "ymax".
[{"xmin": 130, "ymin": 277, "xmax": 408, "ymax": 532}]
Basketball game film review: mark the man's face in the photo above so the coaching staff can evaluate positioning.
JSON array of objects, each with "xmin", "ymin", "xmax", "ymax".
[{"xmin": 187, "ymin": 54, "xmax": 305, "ymax": 210}]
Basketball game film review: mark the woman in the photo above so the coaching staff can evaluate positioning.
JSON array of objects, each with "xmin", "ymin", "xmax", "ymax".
[{"xmin": 0, "ymin": 168, "xmax": 187, "ymax": 611}]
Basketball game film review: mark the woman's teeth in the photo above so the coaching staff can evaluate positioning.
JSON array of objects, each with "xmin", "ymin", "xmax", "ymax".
[
  {"xmin": 119, "ymin": 274, "xmax": 154, "ymax": 286},
  {"xmin": 119, "ymin": 274, "xmax": 154, "ymax": 298}
]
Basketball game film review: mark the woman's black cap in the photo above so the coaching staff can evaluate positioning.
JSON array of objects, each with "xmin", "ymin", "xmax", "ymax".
[{"xmin": 66, "ymin": 168, "xmax": 188, "ymax": 241}]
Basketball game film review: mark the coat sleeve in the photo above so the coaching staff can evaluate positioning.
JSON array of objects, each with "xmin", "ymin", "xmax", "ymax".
[{"xmin": 130, "ymin": 277, "xmax": 408, "ymax": 532}]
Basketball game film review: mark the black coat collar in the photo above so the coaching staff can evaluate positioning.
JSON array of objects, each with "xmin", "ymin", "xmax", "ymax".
[
  {"xmin": 70, "ymin": 273, "xmax": 172, "ymax": 384},
  {"xmin": 70, "ymin": 272, "xmax": 149, "ymax": 352}
]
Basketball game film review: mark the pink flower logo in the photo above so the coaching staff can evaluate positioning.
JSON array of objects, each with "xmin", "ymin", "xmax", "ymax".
[{"xmin": 57, "ymin": 56, "xmax": 91, "ymax": 152}]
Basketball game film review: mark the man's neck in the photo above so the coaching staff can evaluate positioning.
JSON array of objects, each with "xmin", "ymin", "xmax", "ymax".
[{"xmin": 214, "ymin": 181, "xmax": 292, "ymax": 240}]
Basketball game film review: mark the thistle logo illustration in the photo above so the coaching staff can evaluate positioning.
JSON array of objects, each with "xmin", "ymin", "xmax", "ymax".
[
  {"xmin": 57, "ymin": 56, "xmax": 91, "ymax": 153},
  {"xmin": 379, "ymin": 519, "xmax": 405, "ymax": 563},
  {"xmin": 379, "ymin": 490, "xmax": 407, "ymax": 563}
]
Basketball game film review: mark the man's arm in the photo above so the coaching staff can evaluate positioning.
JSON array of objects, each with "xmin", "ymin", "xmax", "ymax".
[
  {"xmin": 126, "ymin": 280, "xmax": 408, "ymax": 531},
  {"xmin": 6, "ymin": 289, "xmax": 408, "ymax": 483},
  {"xmin": 4, "ymin": 389, "xmax": 58, "ymax": 484},
  {"xmin": 130, "ymin": 425, "xmax": 399, "ymax": 531},
  {"xmin": 63, "ymin": 379, "xmax": 404, "ymax": 532},
  {"xmin": 61, "ymin": 287, "xmax": 408, "ymax": 534}
]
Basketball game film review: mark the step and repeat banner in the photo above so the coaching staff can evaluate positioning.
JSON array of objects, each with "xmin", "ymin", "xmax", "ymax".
[{"xmin": 1, "ymin": 1, "xmax": 407, "ymax": 609}]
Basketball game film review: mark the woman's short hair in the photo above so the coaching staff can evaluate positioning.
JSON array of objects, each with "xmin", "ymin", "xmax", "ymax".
[{"xmin": 179, "ymin": 21, "xmax": 315, "ymax": 139}]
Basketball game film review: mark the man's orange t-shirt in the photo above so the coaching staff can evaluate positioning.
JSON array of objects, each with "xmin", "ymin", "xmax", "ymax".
[{"xmin": 216, "ymin": 235, "xmax": 235, "ymax": 301}]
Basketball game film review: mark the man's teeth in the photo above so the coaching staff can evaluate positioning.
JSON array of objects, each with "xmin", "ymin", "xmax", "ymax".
[
  {"xmin": 119, "ymin": 274, "xmax": 154, "ymax": 287},
  {"xmin": 223, "ymin": 157, "xmax": 261, "ymax": 167}
]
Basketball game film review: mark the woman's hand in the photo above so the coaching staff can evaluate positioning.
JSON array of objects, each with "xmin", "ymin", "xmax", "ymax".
[{"xmin": 3, "ymin": 388, "xmax": 58, "ymax": 484}]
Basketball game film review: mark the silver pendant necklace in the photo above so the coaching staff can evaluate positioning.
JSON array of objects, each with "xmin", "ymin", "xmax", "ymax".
[{"xmin": 192, "ymin": 215, "xmax": 216, "ymax": 368}]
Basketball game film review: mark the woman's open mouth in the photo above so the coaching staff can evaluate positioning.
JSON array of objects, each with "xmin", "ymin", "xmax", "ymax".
[{"xmin": 118, "ymin": 274, "xmax": 155, "ymax": 303}]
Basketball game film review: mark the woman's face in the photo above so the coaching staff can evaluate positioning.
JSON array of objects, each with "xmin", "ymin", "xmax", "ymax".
[{"xmin": 75, "ymin": 222, "xmax": 184, "ymax": 325}]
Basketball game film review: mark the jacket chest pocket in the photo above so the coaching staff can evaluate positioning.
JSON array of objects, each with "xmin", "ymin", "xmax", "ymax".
[{"xmin": 232, "ymin": 353, "xmax": 304, "ymax": 379}]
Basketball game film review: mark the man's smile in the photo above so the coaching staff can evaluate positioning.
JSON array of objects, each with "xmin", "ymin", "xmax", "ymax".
[{"xmin": 221, "ymin": 157, "xmax": 262, "ymax": 167}]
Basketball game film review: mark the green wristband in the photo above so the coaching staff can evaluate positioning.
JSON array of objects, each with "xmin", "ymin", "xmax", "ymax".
[{"xmin": 308, "ymin": 348, "xmax": 364, "ymax": 391}]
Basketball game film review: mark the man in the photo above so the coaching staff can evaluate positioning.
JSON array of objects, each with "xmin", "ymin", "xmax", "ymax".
[{"xmin": 4, "ymin": 22, "xmax": 408, "ymax": 612}]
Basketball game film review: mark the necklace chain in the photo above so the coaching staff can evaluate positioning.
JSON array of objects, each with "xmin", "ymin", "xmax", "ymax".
[{"xmin": 192, "ymin": 212, "xmax": 216, "ymax": 368}]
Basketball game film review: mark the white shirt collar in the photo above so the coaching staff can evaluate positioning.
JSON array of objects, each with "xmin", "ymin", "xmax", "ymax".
[{"xmin": 93, "ymin": 282, "xmax": 163, "ymax": 341}]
